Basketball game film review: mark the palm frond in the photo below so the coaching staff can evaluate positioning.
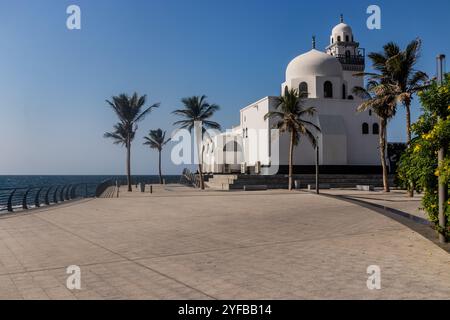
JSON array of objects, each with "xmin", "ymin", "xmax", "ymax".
[{"xmin": 173, "ymin": 95, "xmax": 221, "ymax": 134}]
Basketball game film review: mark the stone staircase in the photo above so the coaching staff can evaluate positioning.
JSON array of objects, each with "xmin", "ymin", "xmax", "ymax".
[{"xmin": 205, "ymin": 174, "xmax": 395, "ymax": 191}]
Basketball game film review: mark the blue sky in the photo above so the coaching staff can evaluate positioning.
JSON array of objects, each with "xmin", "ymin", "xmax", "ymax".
[{"xmin": 0, "ymin": 0, "xmax": 449, "ymax": 175}]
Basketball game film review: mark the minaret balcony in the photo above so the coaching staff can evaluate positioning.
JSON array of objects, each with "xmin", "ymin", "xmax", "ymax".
[
  {"xmin": 335, "ymin": 54, "xmax": 365, "ymax": 65},
  {"xmin": 335, "ymin": 54, "xmax": 365, "ymax": 71}
]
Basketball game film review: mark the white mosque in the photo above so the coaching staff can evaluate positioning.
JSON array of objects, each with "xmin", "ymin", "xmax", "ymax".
[{"xmin": 203, "ymin": 16, "xmax": 381, "ymax": 175}]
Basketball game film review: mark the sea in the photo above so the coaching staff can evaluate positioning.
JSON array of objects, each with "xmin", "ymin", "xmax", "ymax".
[{"xmin": 0, "ymin": 175, "xmax": 182, "ymax": 189}]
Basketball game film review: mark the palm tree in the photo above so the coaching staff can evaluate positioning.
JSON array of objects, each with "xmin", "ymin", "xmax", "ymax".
[
  {"xmin": 143, "ymin": 129, "xmax": 171, "ymax": 184},
  {"xmin": 358, "ymin": 40, "xmax": 428, "ymax": 196},
  {"xmin": 104, "ymin": 122, "xmax": 134, "ymax": 146},
  {"xmin": 172, "ymin": 95, "xmax": 221, "ymax": 190},
  {"xmin": 354, "ymin": 81, "xmax": 397, "ymax": 192},
  {"xmin": 264, "ymin": 88, "xmax": 320, "ymax": 191},
  {"xmin": 372, "ymin": 39, "xmax": 428, "ymax": 145},
  {"xmin": 105, "ymin": 93, "xmax": 159, "ymax": 192}
]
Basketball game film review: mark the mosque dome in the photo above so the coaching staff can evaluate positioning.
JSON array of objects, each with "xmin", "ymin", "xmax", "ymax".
[
  {"xmin": 330, "ymin": 15, "xmax": 353, "ymax": 43},
  {"xmin": 332, "ymin": 23, "xmax": 353, "ymax": 38},
  {"xmin": 286, "ymin": 49, "xmax": 343, "ymax": 80}
]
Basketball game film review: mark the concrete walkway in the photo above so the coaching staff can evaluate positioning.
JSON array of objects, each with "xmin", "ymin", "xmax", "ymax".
[
  {"xmin": 320, "ymin": 189, "xmax": 426, "ymax": 220},
  {"xmin": 0, "ymin": 185, "xmax": 449, "ymax": 299}
]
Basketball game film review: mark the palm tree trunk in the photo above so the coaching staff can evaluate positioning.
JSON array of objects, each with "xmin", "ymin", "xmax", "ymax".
[
  {"xmin": 158, "ymin": 150, "xmax": 163, "ymax": 184},
  {"xmin": 198, "ymin": 163, "xmax": 205, "ymax": 190},
  {"xmin": 288, "ymin": 131, "xmax": 294, "ymax": 191},
  {"xmin": 379, "ymin": 118, "xmax": 390, "ymax": 193},
  {"xmin": 126, "ymin": 139, "xmax": 132, "ymax": 192},
  {"xmin": 405, "ymin": 102, "xmax": 414, "ymax": 197},
  {"xmin": 405, "ymin": 102, "xmax": 412, "ymax": 146}
]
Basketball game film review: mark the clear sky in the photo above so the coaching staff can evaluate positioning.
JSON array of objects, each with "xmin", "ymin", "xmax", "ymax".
[{"xmin": 0, "ymin": 0, "xmax": 449, "ymax": 175}]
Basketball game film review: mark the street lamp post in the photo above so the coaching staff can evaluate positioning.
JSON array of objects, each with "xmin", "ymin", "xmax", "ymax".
[
  {"xmin": 437, "ymin": 54, "xmax": 447, "ymax": 244},
  {"xmin": 315, "ymin": 137, "xmax": 319, "ymax": 195}
]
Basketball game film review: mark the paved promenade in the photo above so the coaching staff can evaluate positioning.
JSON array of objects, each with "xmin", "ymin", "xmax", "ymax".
[{"xmin": 0, "ymin": 185, "xmax": 449, "ymax": 299}]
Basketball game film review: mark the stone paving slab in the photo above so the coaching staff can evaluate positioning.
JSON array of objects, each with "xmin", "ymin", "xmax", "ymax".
[{"xmin": 0, "ymin": 185, "xmax": 449, "ymax": 299}]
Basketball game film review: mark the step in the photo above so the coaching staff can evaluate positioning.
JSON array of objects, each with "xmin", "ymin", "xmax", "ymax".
[{"xmin": 243, "ymin": 185, "xmax": 268, "ymax": 191}]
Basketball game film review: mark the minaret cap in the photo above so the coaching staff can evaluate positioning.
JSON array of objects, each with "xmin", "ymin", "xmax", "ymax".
[{"xmin": 340, "ymin": 14, "xmax": 344, "ymax": 23}]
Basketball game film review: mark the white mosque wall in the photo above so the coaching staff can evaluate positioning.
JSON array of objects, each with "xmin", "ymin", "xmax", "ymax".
[
  {"xmin": 240, "ymin": 97, "xmax": 272, "ymax": 167},
  {"xmin": 268, "ymin": 97, "xmax": 379, "ymax": 167},
  {"xmin": 342, "ymin": 70, "xmax": 364, "ymax": 99}
]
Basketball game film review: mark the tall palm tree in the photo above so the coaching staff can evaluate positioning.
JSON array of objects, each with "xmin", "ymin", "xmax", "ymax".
[
  {"xmin": 105, "ymin": 93, "xmax": 159, "ymax": 192},
  {"xmin": 359, "ymin": 40, "xmax": 428, "ymax": 196},
  {"xmin": 104, "ymin": 122, "xmax": 134, "ymax": 146},
  {"xmin": 264, "ymin": 88, "xmax": 320, "ymax": 191},
  {"xmin": 172, "ymin": 95, "xmax": 221, "ymax": 190},
  {"xmin": 143, "ymin": 129, "xmax": 171, "ymax": 184},
  {"xmin": 354, "ymin": 81, "xmax": 397, "ymax": 192},
  {"xmin": 382, "ymin": 39, "xmax": 428, "ymax": 145}
]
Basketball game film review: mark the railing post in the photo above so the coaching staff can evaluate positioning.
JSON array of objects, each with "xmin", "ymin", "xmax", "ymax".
[
  {"xmin": 7, "ymin": 189, "xmax": 16, "ymax": 212},
  {"xmin": 60, "ymin": 186, "xmax": 65, "ymax": 202},
  {"xmin": 35, "ymin": 188, "xmax": 43, "ymax": 208},
  {"xmin": 45, "ymin": 187, "xmax": 52, "ymax": 205},
  {"xmin": 70, "ymin": 184, "xmax": 77, "ymax": 199},
  {"xmin": 65, "ymin": 185, "xmax": 71, "ymax": 200},
  {"xmin": 53, "ymin": 186, "xmax": 59, "ymax": 204},
  {"xmin": 22, "ymin": 188, "xmax": 31, "ymax": 210}
]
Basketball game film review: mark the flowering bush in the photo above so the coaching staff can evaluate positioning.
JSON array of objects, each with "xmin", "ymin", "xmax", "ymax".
[{"xmin": 398, "ymin": 74, "xmax": 450, "ymax": 236}]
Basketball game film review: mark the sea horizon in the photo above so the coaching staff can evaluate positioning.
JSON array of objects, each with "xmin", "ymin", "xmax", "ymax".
[{"xmin": 0, "ymin": 175, "xmax": 182, "ymax": 189}]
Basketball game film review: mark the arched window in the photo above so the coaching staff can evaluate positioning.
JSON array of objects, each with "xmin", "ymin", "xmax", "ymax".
[
  {"xmin": 337, "ymin": 36, "xmax": 341, "ymax": 42},
  {"xmin": 331, "ymin": 37, "xmax": 334, "ymax": 44},
  {"xmin": 324, "ymin": 81, "xmax": 333, "ymax": 98},
  {"xmin": 223, "ymin": 141, "xmax": 242, "ymax": 152},
  {"xmin": 345, "ymin": 35, "xmax": 349, "ymax": 42},
  {"xmin": 342, "ymin": 84, "xmax": 347, "ymax": 99},
  {"xmin": 299, "ymin": 82, "xmax": 308, "ymax": 96},
  {"xmin": 373, "ymin": 123, "xmax": 380, "ymax": 135},
  {"xmin": 362, "ymin": 123, "xmax": 369, "ymax": 135}
]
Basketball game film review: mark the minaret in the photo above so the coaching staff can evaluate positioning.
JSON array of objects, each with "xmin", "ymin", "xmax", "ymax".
[{"xmin": 325, "ymin": 15, "xmax": 365, "ymax": 72}]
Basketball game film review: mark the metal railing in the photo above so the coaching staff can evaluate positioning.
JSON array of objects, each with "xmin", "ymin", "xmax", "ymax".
[
  {"xmin": 95, "ymin": 179, "xmax": 116, "ymax": 197},
  {"xmin": 180, "ymin": 169, "xmax": 201, "ymax": 188},
  {"xmin": 0, "ymin": 183, "xmax": 100, "ymax": 214},
  {"xmin": 335, "ymin": 54, "xmax": 365, "ymax": 71}
]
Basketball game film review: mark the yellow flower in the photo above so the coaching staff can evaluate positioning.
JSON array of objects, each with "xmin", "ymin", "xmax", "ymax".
[
  {"xmin": 435, "ymin": 169, "xmax": 440, "ymax": 177},
  {"xmin": 414, "ymin": 145, "xmax": 422, "ymax": 153}
]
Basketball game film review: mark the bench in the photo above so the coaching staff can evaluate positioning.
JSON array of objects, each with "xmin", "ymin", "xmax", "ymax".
[
  {"xmin": 243, "ymin": 185, "xmax": 268, "ymax": 191},
  {"xmin": 356, "ymin": 185, "xmax": 375, "ymax": 191}
]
